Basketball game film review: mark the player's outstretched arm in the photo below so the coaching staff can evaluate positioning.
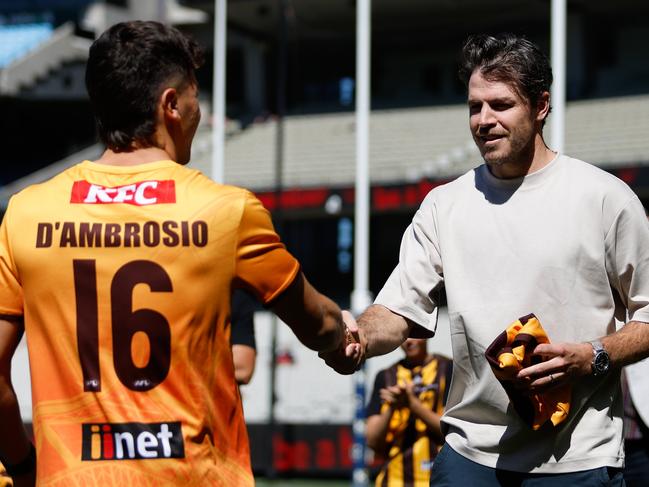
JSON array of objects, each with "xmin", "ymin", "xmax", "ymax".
[
  {"xmin": 0, "ymin": 318, "xmax": 35, "ymax": 487},
  {"xmin": 271, "ymin": 272, "xmax": 348, "ymax": 354}
]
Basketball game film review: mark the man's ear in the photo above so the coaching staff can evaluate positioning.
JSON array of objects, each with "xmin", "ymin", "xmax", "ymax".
[
  {"xmin": 536, "ymin": 91, "xmax": 551, "ymax": 123},
  {"xmin": 160, "ymin": 87, "xmax": 180, "ymax": 122}
]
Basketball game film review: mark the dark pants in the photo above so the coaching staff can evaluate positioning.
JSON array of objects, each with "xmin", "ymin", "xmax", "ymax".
[
  {"xmin": 623, "ymin": 439, "xmax": 649, "ymax": 487},
  {"xmin": 430, "ymin": 444, "xmax": 625, "ymax": 486}
]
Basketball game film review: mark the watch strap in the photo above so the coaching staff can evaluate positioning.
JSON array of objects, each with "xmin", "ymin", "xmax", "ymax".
[{"xmin": 590, "ymin": 339, "xmax": 604, "ymax": 353}]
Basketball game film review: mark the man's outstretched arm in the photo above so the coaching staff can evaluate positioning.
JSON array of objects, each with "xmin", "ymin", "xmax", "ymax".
[
  {"xmin": 357, "ymin": 305, "xmax": 413, "ymax": 359},
  {"xmin": 271, "ymin": 272, "xmax": 358, "ymax": 356},
  {"xmin": 0, "ymin": 318, "xmax": 35, "ymax": 487},
  {"xmin": 320, "ymin": 305, "xmax": 412, "ymax": 375}
]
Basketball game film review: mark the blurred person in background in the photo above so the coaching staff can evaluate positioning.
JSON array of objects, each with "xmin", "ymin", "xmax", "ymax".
[
  {"xmin": 622, "ymin": 360, "xmax": 649, "ymax": 487},
  {"xmin": 323, "ymin": 32, "xmax": 649, "ymax": 486},
  {"xmin": 366, "ymin": 338, "xmax": 451, "ymax": 486},
  {"xmin": 0, "ymin": 20, "xmax": 355, "ymax": 487},
  {"xmin": 231, "ymin": 289, "xmax": 258, "ymax": 386}
]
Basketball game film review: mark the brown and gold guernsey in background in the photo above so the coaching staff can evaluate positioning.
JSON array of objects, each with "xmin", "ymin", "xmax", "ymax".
[
  {"xmin": 367, "ymin": 355, "xmax": 452, "ymax": 487},
  {"xmin": 0, "ymin": 160, "xmax": 300, "ymax": 486}
]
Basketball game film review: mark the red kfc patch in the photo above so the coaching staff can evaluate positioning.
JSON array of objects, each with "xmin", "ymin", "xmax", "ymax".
[{"xmin": 70, "ymin": 180, "xmax": 176, "ymax": 206}]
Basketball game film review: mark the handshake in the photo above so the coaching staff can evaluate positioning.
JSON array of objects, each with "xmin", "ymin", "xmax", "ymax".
[{"xmin": 319, "ymin": 310, "xmax": 365, "ymax": 375}]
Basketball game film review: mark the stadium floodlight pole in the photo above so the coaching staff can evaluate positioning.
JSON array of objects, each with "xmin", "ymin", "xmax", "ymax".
[
  {"xmin": 352, "ymin": 0, "xmax": 373, "ymax": 315},
  {"xmin": 156, "ymin": 0, "xmax": 167, "ymax": 23},
  {"xmin": 352, "ymin": 1, "xmax": 372, "ymax": 486},
  {"xmin": 211, "ymin": 0, "xmax": 226, "ymax": 183},
  {"xmin": 551, "ymin": 0, "xmax": 566, "ymax": 154},
  {"xmin": 267, "ymin": 0, "xmax": 289, "ymax": 479}
]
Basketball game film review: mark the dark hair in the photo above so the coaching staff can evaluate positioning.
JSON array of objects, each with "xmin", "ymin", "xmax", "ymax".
[
  {"xmin": 85, "ymin": 21, "xmax": 204, "ymax": 151},
  {"xmin": 458, "ymin": 33, "xmax": 552, "ymax": 111}
]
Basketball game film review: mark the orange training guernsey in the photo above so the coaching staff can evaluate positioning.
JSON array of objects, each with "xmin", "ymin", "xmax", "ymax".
[{"xmin": 0, "ymin": 160, "xmax": 300, "ymax": 486}]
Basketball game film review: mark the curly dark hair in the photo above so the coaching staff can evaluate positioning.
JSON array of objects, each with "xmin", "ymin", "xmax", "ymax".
[
  {"xmin": 458, "ymin": 33, "xmax": 552, "ymax": 113},
  {"xmin": 85, "ymin": 21, "xmax": 205, "ymax": 151}
]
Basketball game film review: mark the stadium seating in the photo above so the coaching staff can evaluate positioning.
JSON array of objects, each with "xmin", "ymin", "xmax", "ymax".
[
  {"xmin": 187, "ymin": 93, "xmax": 649, "ymax": 190},
  {"xmin": 2, "ymin": 93, "xmax": 648, "ymax": 208},
  {"xmin": 0, "ymin": 22, "xmax": 90, "ymax": 95}
]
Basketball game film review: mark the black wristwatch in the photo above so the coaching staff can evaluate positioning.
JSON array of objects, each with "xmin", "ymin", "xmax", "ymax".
[{"xmin": 589, "ymin": 339, "xmax": 610, "ymax": 377}]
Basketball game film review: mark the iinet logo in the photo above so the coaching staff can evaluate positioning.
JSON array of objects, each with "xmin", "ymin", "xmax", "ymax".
[
  {"xmin": 81, "ymin": 422, "xmax": 185, "ymax": 461},
  {"xmin": 70, "ymin": 180, "xmax": 176, "ymax": 206}
]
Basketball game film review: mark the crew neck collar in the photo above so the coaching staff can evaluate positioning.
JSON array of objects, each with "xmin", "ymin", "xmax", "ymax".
[
  {"xmin": 80, "ymin": 159, "xmax": 178, "ymax": 173},
  {"xmin": 479, "ymin": 153, "xmax": 563, "ymax": 191}
]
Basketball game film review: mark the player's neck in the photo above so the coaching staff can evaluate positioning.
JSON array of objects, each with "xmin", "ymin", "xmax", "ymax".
[
  {"xmin": 93, "ymin": 147, "xmax": 175, "ymax": 166},
  {"xmin": 405, "ymin": 353, "xmax": 430, "ymax": 368}
]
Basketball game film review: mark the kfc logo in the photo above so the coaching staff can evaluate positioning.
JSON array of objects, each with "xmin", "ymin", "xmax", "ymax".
[{"xmin": 71, "ymin": 180, "xmax": 176, "ymax": 205}]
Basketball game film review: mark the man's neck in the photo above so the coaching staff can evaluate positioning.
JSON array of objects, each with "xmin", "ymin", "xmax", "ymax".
[
  {"xmin": 93, "ymin": 147, "xmax": 175, "ymax": 166},
  {"xmin": 488, "ymin": 136, "xmax": 556, "ymax": 179}
]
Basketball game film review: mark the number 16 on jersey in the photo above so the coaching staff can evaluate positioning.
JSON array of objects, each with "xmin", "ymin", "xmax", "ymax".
[{"xmin": 73, "ymin": 259, "xmax": 173, "ymax": 392}]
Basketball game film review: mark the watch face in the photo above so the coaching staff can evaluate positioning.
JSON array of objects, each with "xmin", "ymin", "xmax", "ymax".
[{"xmin": 594, "ymin": 351, "xmax": 610, "ymax": 375}]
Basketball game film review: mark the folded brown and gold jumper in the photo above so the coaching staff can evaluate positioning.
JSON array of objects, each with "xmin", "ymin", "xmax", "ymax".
[{"xmin": 485, "ymin": 313, "xmax": 571, "ymax": 430}]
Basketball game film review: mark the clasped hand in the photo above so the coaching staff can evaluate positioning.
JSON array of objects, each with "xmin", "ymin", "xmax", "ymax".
[
  {"xmin": 318, "ymin": 310, "xmax": 364, "ymax": 374},
  {"xmin": 380, "ymin": 382, "xmax": 416, "ymax": 409}
]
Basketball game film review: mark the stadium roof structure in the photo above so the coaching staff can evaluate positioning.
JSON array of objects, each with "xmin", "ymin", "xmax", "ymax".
[
  {"xmin": 0, "ymin": 22, "xmax": 53, "ymax": 69},
  {"xmin": 182, "ymin": 0, "xmax": 649, "ymax": 40},
  {"xmin": 0, "ymin": 22, "xmax": 91, "ymax": 95},
  {"xmin": 2, "ymin": 93, "xmax": 649, "ymax": 210}
]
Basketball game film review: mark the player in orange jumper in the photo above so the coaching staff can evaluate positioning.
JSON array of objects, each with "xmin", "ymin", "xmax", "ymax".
[{"xmin": 0, "ymin": 21, "xmax": 356, "ymax": 487}]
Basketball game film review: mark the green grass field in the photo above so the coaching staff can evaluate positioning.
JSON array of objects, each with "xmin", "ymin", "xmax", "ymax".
[{"xmin": 256, "ymin": 478, "xmax": 349, "ymax": 487}]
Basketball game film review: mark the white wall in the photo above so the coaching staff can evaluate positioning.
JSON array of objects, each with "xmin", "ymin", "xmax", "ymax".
[{"xmin": 12, "ymin": 336, "xmax": 32, "ymax": 422}]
